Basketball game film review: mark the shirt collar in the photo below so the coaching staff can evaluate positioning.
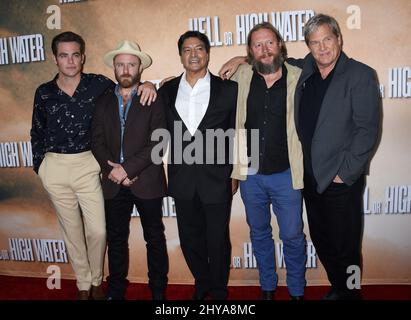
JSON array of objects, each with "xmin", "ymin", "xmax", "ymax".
[
  {"xmin": 252, "ymin": 64, "xmax": 287, "ymax": 86},
  {"xmin": 114, "ymin": 83, "xmax": 138, "ymax": 98},
  {"xmin": 52, "ymin": 72, "xmax": 86, "ymax": 91},
  {"xmin": 181, "ymin": 69, "xmax": 211, "ymax": 86}
]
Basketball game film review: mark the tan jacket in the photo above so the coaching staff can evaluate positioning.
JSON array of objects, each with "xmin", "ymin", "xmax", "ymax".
[{"xmin": 230, "ymin": 62, "xmax": 304, "ymax": 190}]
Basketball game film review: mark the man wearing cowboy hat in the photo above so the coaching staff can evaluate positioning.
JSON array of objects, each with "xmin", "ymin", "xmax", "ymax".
[{"xmin": 91, "ymin": 40, "xmax": 169, "ymax": 300}]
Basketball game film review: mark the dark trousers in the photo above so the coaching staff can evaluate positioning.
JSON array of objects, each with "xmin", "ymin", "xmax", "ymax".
[
  {"xmin": 174, "ymin": 193, "xmax": 232, "ymax": 300},
  {"xmin": 303, "ymin": 174, "xmax": 364, "ymax": 292},
  {"xmin": 105, "ymin": 187, "xmax": 168, "ymax": 299}
]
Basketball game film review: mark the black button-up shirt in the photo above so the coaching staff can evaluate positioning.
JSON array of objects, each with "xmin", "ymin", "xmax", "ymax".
[
  {"xmin": 245, "ymin": 66, "xmax": 289, "ymax": 175},
  {"xmin": 30, "ymin": 73, "xmax": 114, "ymax": 172}
]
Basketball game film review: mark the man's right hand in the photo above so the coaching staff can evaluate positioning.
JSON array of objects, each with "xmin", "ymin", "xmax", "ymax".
[
  {"xmin": 218, "ymin": 56, "xmax": 247, "ymax": 80},
  {"xmin": 232, "ymin": 179, "xmax": 239, "ymax": 196}
]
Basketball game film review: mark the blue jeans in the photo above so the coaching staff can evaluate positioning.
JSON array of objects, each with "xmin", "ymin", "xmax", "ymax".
[{"xmin": 240, "ymin": 169, "xmax": 306, "ymax": 296}]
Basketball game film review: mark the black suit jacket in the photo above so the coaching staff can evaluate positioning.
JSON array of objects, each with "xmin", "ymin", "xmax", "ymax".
[
  {"xmin": 159, "ymin": 73, "xmax": 237, "ymax": 203},
  {"xmin": 91, "ymin": 86, "xmax": 167, "ymax": 200}
]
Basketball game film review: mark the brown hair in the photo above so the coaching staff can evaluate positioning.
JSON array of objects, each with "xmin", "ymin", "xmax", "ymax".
[{"xmin": 246, "ymin": 22, "xmax": 287, "ymax": 63}]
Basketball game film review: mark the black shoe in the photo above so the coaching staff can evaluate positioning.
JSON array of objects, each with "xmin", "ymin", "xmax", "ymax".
[
  {"xmin": 90, "ymin": 285, "xmax": 106, "ymax": 300},
  {"xmin": 322, "ymin": 288, "xmax": 340, "ymax": 300},
  {"xmin": 322, "ymin": 288, "xmax": 361, "ymax": 300},
  {"xmin": 106, "ymin": 296, "xmax": 125, "ymax": 300},
  {"xmin": 261, "ymin": 290, "xmax": 275, "ymax": 300},
  {"xmin": 209, "ymin": 293, "xmax": 228, "ymax": 300},
  {"xmin": 77, "ymin": 290, "xmax": 90, "ymax": 300},
  {"xmin": 192, "ymin": 291, "xmax": 208, "ymax": 300},
  {"xmin": 290, "ymin": 295, "xmax": 304, "ymax": 301},
  {"xmin": 152, "ymin": 290, "xmax": 166, "ymax": 300},
  {"xmin": 339, "ymin": 289, "xmax": 362, "ymax": 300}
]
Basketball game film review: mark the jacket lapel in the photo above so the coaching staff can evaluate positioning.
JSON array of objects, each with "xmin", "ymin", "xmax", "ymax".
[
  {"xmin": 169, "ymin": 75, "xmax": 183, "ymax": 122},
  {"xmin": 168, "ymin": 75, "xmax": 192, "ymax": 135},
  {"xmin": 197, "ymin": 73, "xmax": 218, "ymax": 132},
  {"xmin": 295, "ymin": 56, "xmax": 315, "ymax": 131},
  {"xmin": 314, "ymin": 52, "xmax": 348, "ymax": 133},
  {"xmin": 295, "ymin": 52, "xmax": 349, "ymax": 135},
  {"xmin": 124, "ymin": 94, "xmax": 140, "ymax": 132},
  {"xmin": 108, "ymin": 93, "xmax": 122, "ymax": 152}
]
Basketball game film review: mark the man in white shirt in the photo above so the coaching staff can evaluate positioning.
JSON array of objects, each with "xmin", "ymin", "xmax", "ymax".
[
  {"xmin": 159, "ymin": 31, "xmax": 237, "ymax": 300},
  {"xmin": 175, "ymin": 68, "xmax": 210, "ymax": 136}
]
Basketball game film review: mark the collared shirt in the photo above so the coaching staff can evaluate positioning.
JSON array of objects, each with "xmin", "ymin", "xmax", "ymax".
[
  {"xmin": 175, "ymin": 70, "xmax": 210, "ymax": 136},
  {"xmin": 114, "ymin": 84, "xmax": 138, "ymax": 163},
  {"xmin": 30, "ymin": 73, "xmax": 113, "ymax": 172},
  {"xmin": 245, "ymin": 65, "xmax": 289, "ymax": 175}
]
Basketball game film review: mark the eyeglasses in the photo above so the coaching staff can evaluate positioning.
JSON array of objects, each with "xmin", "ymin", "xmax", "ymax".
[{"xmin": 114, "ymin": 62, "xmax": 139, "ymax": 70}]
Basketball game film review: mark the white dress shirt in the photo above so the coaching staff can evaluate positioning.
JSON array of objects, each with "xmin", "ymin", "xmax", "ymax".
[{"xmin": 175, "ymin": 71, "xmax": 211, "ymax": 136}]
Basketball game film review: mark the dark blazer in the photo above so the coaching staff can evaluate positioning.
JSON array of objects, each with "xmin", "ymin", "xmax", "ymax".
[
  {"xmin": 91, "ymin": 86, "xmax": 167, "ymax": 200},
  {"xmin": 295, "ymin": 52, "xmax": 381, "ymax": 193},
  {"xmin": 159, "ymin": 73, "xmax": 237, "ymax": 203}
]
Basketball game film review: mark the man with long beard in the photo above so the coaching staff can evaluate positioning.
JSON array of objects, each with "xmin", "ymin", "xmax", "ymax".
[
  {"xmin": 91, "ymin": 40, "xmax": 169, "ymax": 300},
  {"xmin": 226, "ymin": 22, "xmax": 306, "ymax": 300}
]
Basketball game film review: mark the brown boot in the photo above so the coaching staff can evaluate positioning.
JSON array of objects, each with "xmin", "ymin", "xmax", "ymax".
[
  {"xmin": 90, "ymin": 285, "xmax": 106, "ymax": 300},
  {"xmin": 77, "ymin": 290, "xmax": 90, "ymax": 300}
]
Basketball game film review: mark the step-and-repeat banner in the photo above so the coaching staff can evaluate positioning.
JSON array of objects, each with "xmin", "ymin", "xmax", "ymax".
[{"xmin": 0, "ymin": 0, "xmax": 410, "ymax": 286}]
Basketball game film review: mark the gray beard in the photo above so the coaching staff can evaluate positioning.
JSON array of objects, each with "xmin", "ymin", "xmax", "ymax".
[{"xmin": 252, "ymin": 54, "xmax": 284, "ymax": 75}]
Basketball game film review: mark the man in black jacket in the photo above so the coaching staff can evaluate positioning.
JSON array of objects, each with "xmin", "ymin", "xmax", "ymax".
[
  {"xmin": 92, "ymin": 40, "xmax": 168, "ymax": 300},
  {"xmin": 159, "ymin": 31, "xmax": 237, "ymax": 300}
]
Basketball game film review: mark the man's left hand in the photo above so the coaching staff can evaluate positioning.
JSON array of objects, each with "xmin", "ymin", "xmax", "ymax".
[
  {"xmin": 138, "ymin": 81, "xmax": 157, "ymax": 106},
  {"xmin": 122, "ymin": 176, "xmax": 138, "ymax": 187},
  {"xmin": 107, "ymin": 160, "xmax": 128, "ymax": 184}
]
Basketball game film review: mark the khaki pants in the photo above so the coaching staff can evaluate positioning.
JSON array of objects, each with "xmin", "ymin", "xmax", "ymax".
[{"xmin": 39, "ymin": 151, "xmax": 106, "ymax": 291}]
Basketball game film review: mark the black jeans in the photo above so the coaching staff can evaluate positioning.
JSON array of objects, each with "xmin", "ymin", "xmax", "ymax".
[
  {"xmin": 303, "ymin": 174, "xmax": 365, "ymax": 292},
  {"xmin": 105, "ymin": 187, "xmax": 168, "ymax": 299},
  {"xmin": 174, "ymin": 193, "xmax": 232, "ymax": 300}
]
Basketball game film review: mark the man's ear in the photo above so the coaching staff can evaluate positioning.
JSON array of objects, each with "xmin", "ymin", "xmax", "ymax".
[{"xmin": 338, "ymin": 35, "xmax": 343, "ymax": 48}]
